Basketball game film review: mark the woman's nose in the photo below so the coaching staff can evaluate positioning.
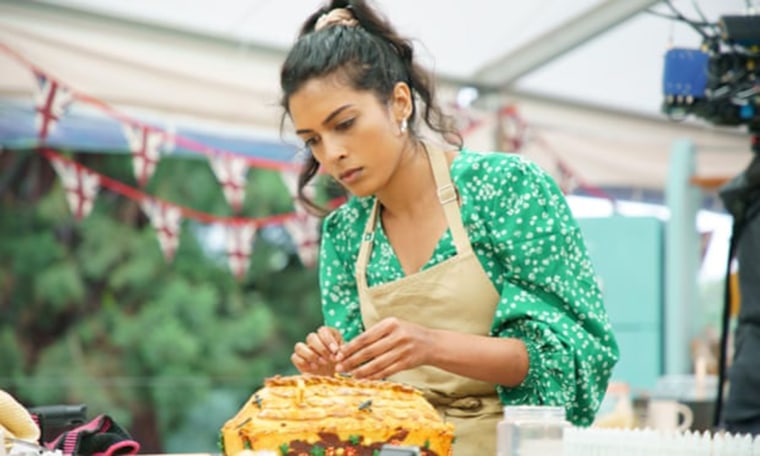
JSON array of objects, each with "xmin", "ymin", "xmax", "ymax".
[{"xmin": 322, "ymin": 137, "xmax": 347, "ymax": 162}]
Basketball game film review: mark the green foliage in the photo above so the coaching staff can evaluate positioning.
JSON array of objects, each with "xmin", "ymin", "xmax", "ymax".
[{"xmin": 0, "ymin": 150, "xmax": 324, "ymax": 453}]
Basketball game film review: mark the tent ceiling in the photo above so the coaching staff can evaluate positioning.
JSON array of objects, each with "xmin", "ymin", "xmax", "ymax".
[
  {"xmin": 0, "ymin": 0, "xmax": 754, "ymax": 191},
  {"xmin": 29, "ymin": 0, "xmax": 753, "ymax": 116}
]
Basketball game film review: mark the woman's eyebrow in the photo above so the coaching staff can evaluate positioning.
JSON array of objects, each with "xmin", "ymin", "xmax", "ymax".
[{"xmin": 296, "ymin": 104, "xmax": 353, "ymax": 134}]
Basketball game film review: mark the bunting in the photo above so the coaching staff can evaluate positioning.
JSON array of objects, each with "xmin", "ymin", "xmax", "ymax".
[
  {"xmin": 48, "ymin": 155, "xmax": 101, "ymax": 220},
  {"xmin": 124, "ymin": 125, "xmax": 166, "ymax": 187},
  {"xmin": 33, "ymin": 73, "xmax": 74, "ymax": 141},
  {"xmin": 556, "ymin": 160, "xmax": 580, "ymax": 195},
  {"xmin": 140, "ymin": 198, "xmax": 183, "ymax": 262},
  {"xmin": 497, "ymin": 104, "xmax": 527, "ymax": 153},
  {"xmin": 279, "ymin": 170, "xmax": 321, "ymax": 266},
  {"xmin": 283, "ymin": 211, "xmax": 321, "ymax": 268},
  {"xmin": 7, "ymin": 43, "xmax": 619, "ymax": 278},
  {"xmin": 209, "ymin": 153, "xmax": 250, "ymax": 213},
  {"xmin": 225, "ymin": 223, "xmax": 257, "ymax": 279}
]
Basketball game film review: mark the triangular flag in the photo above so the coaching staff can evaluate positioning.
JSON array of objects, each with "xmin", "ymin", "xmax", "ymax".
[
  {"xmin": 283, "ymin": 211, "xmax": 320, "ymax": 268},
  {"xmin": 280, "ymin": 169, "xmax": 317, "ymax": 208},
  {"xmin": 556, "ymin": 160, "xmax": 579, "ymax": 195},
  {"xmin": 497, "ymin": 104, "xmax": 527, "ymax": 153},
  {"xmin": 209, "ymin": 153, "xmax": 250, "ymax": 213},
  {"xmin": 225, "ymin": 222, "xmax": 257, "ymax": 280},
  {"xmin": 33, "ymin": 73, "xmax": 74, "ymax": 141},
  {"xmin": 124, "ymin": 125, "xmax": 165, "ymax": 187},
  {"xmin": 140, "ymin": 198, "xmax": 182, "ymax": 262},
  {"xmin": 49, "ymin": 156, "xmax": 100, "ymax": 220},
  {"xmin": 280, "ymin": 170, "xmax": 320, "ymax": 267},
  {"xmin": 280, "ymin": 170, "xmax": 300, "ymax": 199}
]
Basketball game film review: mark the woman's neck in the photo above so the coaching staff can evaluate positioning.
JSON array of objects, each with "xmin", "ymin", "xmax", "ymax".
[{"xmin": 375, "ymin": 141, "xmax": 440, "ymax": 220}]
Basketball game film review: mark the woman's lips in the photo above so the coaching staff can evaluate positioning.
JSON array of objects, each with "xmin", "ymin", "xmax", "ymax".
[{"xmin": 339, "ymin": 167, "xmax": 362, "ymax": 184}]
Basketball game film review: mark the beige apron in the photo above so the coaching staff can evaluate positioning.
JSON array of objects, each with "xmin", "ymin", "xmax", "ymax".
[{"xmin": 355, "ymin": 147, "xmax": 503, "ymax": 455}]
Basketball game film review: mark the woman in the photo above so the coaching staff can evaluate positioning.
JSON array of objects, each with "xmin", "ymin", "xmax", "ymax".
[{"xmin": 283, "ymin": 1, "xmax": 619, "ymax": 453}]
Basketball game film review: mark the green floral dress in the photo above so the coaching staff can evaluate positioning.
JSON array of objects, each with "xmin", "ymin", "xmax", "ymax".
[{"xmin": 318, "ymin": 148, "xmax": 619, "ymax": 426}]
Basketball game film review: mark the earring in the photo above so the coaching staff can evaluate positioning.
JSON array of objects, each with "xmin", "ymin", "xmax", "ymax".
[{"xmin": 400, "ymin": 118, "xmax": 408, "ymax": 134}]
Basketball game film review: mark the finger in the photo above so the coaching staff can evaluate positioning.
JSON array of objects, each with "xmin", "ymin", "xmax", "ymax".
[
  {"xmin": 305, "ymin": 331, "xmax": 332, "ymax": 362},
  {"xmin": 293, "ymin": 342, "xmax": 322, "ymax": 370},
  {"xmin": 336, "ymin": 333, "xmax": 393, "ymax": 373},
  {"xmin": 337, "ymin": 321, "xmax": 390, "ymax": 361},
  {"xmin": 290, "ymin": 352, "xmax": 311, "ymax": 373},
  {"xmin": 317, "ymin": 326, "xmax": 342, "ymax": 354},
  {"xmin": 350, "ymin": 351, "xmax": 401, "ymax": 380}
]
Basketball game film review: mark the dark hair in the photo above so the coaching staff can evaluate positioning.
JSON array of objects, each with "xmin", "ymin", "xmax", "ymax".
[{"xmin": 280, "ymin": 0, "xmax": 462, "ymax": 215}]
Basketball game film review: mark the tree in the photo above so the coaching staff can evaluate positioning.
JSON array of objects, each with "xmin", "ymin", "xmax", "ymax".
[{"xmin": 0, "ymin": 149, "xmax": 323, "ymax": 453}]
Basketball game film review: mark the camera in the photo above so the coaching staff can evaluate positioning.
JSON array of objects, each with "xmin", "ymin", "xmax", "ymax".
[{"xmin": 662, "ymin": 13, "xmax": 760, "ymax": 140}]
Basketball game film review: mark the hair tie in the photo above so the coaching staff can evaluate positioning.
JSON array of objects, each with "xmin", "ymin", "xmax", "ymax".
[{"xmin": 315, "ymin": 8, "xmax": 358, "ymax": 31}]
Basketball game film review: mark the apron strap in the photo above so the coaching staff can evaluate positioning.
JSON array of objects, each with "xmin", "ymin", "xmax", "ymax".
[
  {"xmin": 355, "ymin": 200, "xmax": 378, "ymax": 290},
  {"xmin": 425, "ymin": 146, "xmax": 470, "ymax": 255}
]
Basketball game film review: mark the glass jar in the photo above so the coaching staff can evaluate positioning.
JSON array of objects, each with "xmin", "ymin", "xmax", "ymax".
[{"xmin": 496, "ymin": 405, "xmax": 568, "ymax": 456}]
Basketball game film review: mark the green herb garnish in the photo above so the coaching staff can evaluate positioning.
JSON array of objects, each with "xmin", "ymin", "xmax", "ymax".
[{"xmin": 358, "ymin": 399, "xmax": 373, "ymax": 411}]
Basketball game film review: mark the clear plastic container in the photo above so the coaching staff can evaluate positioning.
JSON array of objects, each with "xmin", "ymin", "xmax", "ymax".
[{"xmin": 496, "ymin": 405, "xmax": 568, "ymax": 456}]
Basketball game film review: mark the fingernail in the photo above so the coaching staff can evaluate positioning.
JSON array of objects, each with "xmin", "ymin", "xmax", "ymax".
[
  {"xmin": 335, "ymin": 363, "xmax": 344, "ymax": 372},
  {"xmin": 329, "ymin": 343, "xmax": 338, "ymax": 353}
]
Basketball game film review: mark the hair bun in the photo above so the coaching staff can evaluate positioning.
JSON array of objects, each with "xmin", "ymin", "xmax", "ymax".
[{"xmin": 314, "ymin": 8, "xmax": 358, "ymax": 31}]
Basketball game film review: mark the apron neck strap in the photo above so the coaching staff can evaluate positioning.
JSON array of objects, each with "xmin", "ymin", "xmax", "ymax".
[{"xmin": 425, "ymin": 146, "xmax": 470, "ymax": 253}]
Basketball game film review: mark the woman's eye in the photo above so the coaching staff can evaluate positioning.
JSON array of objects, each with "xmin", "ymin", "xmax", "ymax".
[
  {"xmin": 304, "ymin": 136, "xmax": 320, "ymax": 148},
  {"xmin": 335, "ymin": 118, "xmax": 355, "ymax": 131}
]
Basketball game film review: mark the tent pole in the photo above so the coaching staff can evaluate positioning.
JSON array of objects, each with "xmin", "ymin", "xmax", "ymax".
[{"xmin": 664, "ymin": 138, "xmax": 701, "ymax": 376}]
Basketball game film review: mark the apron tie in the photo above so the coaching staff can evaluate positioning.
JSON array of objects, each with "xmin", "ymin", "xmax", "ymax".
[{"xmin": 424, "ymin": 391, "xmax": 503, "ymax": 413}]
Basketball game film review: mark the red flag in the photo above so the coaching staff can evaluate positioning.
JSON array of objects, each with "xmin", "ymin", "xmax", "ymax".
[
  {"xmin": 225, "ymin": 223, "xmax": 257, "ymax": 280},
  {"xmin": 33, "ymin": 73, "xmax": 74, "ymax": 141},
  {"xmin": 49, "ymin": 155, "xmax": 100, "ymax": 220},
  {"xmin": 140, "ymin": 199, "xmax": 182, "ymax": 262},
  {"xmin": 209, "ymin": 153, "xmax": 249, "ymax": 213},
  {"xmin": 124, "ymin": 125, "xmax": 165, "ymax": 187}
]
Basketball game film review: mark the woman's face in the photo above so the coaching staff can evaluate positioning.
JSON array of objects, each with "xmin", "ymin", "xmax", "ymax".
[{"xmin": 288, "ymin": 76, "xmax": 408, "ymax": 197}]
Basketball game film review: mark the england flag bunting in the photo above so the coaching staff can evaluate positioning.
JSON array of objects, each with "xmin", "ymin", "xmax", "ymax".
[
  {"xmin": 124, "ymin": 125, "xmax": 165, "ymax": 187},
  {"xmin": 279, "ymin": 170, "xmax": 320, "ymax": 267},
  {"xmin": 33, "ymin": 73, "xmax": 74, "ymax": 141},
  {"xmin": 283, "ymin": 210, "xmax": 320, "ymax": 267},
  {"xmin": 225, "ymin": 222, "xmax": 257, "ymax": 280},
  {"xmin": 49, "ymin": 155, "xmax": 100, "ymax": 220},
  {"xmin": 279, "ymin": 170, "xmax": 301, "ymax": 200},
  {"xmin": 556, "ymin": 159, "xmax": 579, "ymax": 195},
  {"xmin": 209, "ymin": 153, "xmax": 249, "ymax": 213},
  {"xmin": 140, "ymin": 198, "xmax": 182, "ymax": 262}
]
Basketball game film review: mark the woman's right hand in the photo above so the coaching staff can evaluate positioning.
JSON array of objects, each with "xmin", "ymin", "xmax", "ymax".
[{"xmin": 291, "ymin": 326, "xmax": 344, "ymax": 376}]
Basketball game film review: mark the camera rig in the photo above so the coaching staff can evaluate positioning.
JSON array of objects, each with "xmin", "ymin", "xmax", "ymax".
[
  {"xmin": 659, "ymin": 1, "xmax": 760, "ymax": 430},
  {"xmin": 661, "ymin": 2, "xmax": 760, "ymax": 151}
]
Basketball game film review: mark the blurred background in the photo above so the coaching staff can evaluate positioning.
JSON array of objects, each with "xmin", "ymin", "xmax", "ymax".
[{"xmin": 0, "ymin": 0, "xmax": 756, "ymax": 452}]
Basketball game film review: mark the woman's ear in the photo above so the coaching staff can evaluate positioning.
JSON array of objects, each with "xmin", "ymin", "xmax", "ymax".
[{"xmin": 390, "ymin": 82, "xmax": 413, "ymax": 124}]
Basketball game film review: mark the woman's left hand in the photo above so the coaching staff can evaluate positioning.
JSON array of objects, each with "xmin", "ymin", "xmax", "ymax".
[{"xmin": 334, "ymin": 316, "xmax": 433, "ymax": 380}]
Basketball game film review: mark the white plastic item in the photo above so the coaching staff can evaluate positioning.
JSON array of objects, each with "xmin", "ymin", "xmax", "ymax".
[{"xmin": 496, "ymin": 405, "xmax": 567, "ymax": 456}]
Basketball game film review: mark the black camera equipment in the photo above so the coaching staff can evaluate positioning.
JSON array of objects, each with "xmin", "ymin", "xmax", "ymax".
[
  {"xmin": 661, "ymin": 5, "xmax": 760, "ymax": 142},
  {"xmin": 658, "ymin": 0, "xmax": 760, "ymax": 430},
  {"xmin": 27, "ymin": 404, "xmax": 87, "ymax": 443}
]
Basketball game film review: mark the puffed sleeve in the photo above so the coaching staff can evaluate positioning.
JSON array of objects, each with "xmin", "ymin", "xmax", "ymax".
[
  {"xmin": 319, "ymin": 208, "xmax": 365, "ymax": 341},
  {"xmin": 484, "ymin": 156, "xmax": 619, "ymax": 426}
]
